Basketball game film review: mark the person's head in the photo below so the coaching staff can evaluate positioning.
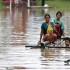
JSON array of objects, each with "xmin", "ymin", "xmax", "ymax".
[
  {"xmin": 44, "ymin": 13, "xmax": 50, "ymax": 23},
  {"xmin": 56, "ymin": 11, "xmax": 62, "ymax": 20},
  {"xmin": 64, "ymin": 37, "xmax": 70, "ymax": 47}
]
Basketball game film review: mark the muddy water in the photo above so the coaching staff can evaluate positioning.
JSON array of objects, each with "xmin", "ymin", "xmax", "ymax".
[{"xmin": 0, "ymin": 7, "xmax": 70, "ymax": 70}]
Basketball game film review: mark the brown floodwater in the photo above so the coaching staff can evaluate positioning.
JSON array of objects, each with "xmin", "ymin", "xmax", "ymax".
[{"xmin": 0, "ymin": 6, "xmax": 70, "ymax": 70}]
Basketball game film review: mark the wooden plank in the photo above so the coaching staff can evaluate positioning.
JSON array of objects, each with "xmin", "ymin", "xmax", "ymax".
[
  {"xmin": 48, "ymin": 46, "xmax": 70, "ymax": 48},
  {"xmin": 25, "ymin": 45, "xmax": 41, "ymax": 48},
  {"xmin": 25, "ymin": 45, "xmax": 70, "ymax": 48}
]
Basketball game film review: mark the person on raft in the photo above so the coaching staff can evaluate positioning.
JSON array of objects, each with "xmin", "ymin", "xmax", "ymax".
[
  {"xmin": 39, "ymin": 13, "xmax": 57, "ymax": 44},
  {"xmin": 51, "ymin": 11, "xmax": 64, "ymax": 39}
]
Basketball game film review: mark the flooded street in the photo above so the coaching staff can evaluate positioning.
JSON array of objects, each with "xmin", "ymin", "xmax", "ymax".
[{"xmin": 0, "ymin": 6, "xmax": 70, "ymax": 70}]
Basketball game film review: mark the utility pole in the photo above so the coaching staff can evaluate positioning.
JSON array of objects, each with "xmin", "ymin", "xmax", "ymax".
[
  {"xmin": 10, "ymin": 0, "xmax": 12, "ymax": 14},
  {"xmin": 28, "ymin": 0, "xmax": 30, "ymax": 7}
]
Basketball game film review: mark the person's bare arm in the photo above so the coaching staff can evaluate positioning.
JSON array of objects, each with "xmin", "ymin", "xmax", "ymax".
[{"xmin": 39, "ymin": 30, "xmax": 43, "ymax": 43}]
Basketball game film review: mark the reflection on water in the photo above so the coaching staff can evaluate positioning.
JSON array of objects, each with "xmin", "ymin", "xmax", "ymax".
[
  {"xmin": 41, "ymin": 48, "xmax": 70, "ymax": 69},
  {"xmin": 0, "ymin": 7, "xmax": 70, "ymax": 70}
]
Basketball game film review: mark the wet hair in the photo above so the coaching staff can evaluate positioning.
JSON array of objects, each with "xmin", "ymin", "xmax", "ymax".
[
  {"xmin": 63, "ymin": 37, "xmax": 70, "ymax": 42},
  {"xmin": 56, "ymin": 11, "xmax": 62, "ymax": 16},
  {"xmin": 44, "ymin": 13, "xmax": 50, "ymax": 18}
]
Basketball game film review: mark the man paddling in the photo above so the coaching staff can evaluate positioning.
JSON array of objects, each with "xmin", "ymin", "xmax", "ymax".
[{"xmin": 39, "ymin": 14, "xmax": 57, "ymax": 44}]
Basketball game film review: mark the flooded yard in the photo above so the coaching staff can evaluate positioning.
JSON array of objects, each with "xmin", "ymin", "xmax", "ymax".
[{"xmin": 0, "ymin": 6, "xmax": 70, "ymax": 70}]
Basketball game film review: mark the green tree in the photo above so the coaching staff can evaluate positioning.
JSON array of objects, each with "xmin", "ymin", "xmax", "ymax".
[{"xmin": 0, "ymin": 0, "xmax": 4, "ymax": 10}]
